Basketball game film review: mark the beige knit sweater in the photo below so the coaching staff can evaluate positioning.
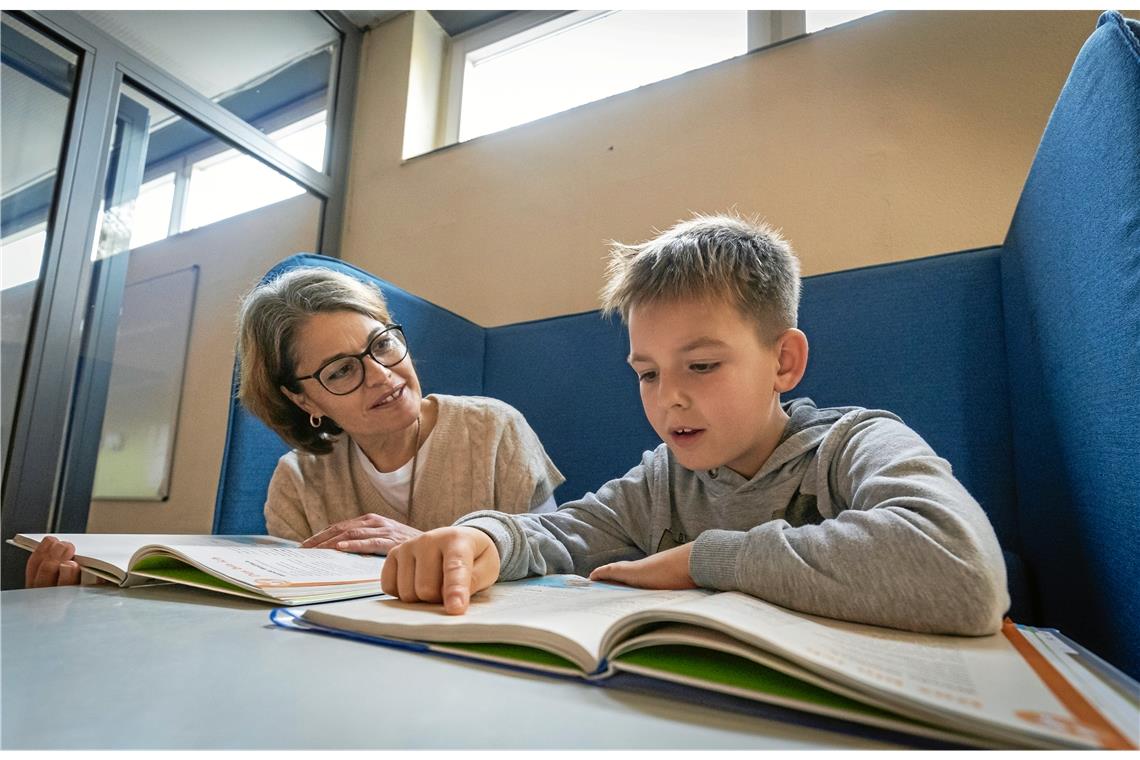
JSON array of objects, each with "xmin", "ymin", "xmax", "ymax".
[{"xmin": 264, "ymin": 394, "xmax": 564, "ymax": 541}]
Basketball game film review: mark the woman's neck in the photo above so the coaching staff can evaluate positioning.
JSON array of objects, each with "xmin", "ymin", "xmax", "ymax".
[{"xmin": 356, "ymin": 396, "xmax": 437, "ymax": 472}]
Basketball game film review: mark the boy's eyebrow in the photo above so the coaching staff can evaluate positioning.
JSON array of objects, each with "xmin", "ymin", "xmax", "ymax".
[{"xmin": 628, "ymin": 336, "xmax": 728, "ymax": 364}]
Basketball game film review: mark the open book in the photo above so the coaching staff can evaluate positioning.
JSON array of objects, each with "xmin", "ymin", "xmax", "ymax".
[
  {"xmin": 10, "ymin": 533, "xmax": 384, "ymax": 605},
  {"xmin": 271, "ymin": 575, "xmax": 1139, "ymax": 750}
]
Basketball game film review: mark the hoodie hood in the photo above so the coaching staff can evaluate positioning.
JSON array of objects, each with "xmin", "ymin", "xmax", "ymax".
[{"xmin": 692, "ymin": 397, "xmax": 863, "ymax": 495}]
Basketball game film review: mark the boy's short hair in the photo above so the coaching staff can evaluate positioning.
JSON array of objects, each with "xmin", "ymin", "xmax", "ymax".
[
  {"xmin": 600, "ymin": 213, "xmax": 801, "ymax": 343},
  {"xmin": 237, "ymin": 267, "xmax": 393, "ymax": 454}
]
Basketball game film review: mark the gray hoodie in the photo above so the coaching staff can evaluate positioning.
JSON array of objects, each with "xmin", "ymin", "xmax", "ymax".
[{"xmin": 457, "ymin": 398, "xmax": 1010, "ymax": 636}]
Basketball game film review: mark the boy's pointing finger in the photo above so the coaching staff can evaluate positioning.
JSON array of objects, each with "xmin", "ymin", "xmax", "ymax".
[{"xmin": 441, "ymin": 544, "xmax": 475, "ymax": 615}]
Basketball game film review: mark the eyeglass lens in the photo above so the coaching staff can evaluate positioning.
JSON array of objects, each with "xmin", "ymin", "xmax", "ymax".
[{"xmin": 317, "ymin": 328, "xmax": 407, "ymax": 394}]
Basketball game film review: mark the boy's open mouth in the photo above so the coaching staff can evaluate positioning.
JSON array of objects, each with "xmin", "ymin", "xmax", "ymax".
[{"xmin": 669, "ymin": 427, "xmax": 706, "ymax": 445}]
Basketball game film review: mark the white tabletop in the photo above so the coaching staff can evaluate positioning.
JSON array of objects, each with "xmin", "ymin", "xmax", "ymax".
[{"xmin": 1, "ymin": 584, "xmax": 904, "ymax": 750}]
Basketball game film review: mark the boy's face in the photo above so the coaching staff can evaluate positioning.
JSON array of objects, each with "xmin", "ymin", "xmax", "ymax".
[{"xmin": 627, "ymin": 296, "xmax": 803, "ymax": 480}]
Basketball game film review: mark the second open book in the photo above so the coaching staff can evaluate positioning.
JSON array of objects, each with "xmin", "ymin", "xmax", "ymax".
[
  {"xmin": 272, "ymin": 575, "xmax": 1139, "ymax": 750},
  {"xmin": 9, "ymin": 533, "xmax": 384, "ymax": 604}
]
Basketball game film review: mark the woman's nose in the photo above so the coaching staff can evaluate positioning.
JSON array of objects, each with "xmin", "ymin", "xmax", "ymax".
[{"xmin": 362, "ymin": 356, "xmax": 393, "ymax": 386}]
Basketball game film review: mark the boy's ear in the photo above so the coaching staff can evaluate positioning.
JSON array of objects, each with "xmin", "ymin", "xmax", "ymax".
[{"xmin": 774, "ymin": 328, "xmax": 809, "ymax": 393}]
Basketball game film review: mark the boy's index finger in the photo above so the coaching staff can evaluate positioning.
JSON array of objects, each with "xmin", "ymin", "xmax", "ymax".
[{"xmin": 440, "ymin": 542, "xmax": 475, "ymax": 615}]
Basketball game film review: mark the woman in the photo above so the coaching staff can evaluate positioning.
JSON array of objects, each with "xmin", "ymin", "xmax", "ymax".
[{"xmin": 25, "ymin": 266, "xmax": 563, "ymax": 586}]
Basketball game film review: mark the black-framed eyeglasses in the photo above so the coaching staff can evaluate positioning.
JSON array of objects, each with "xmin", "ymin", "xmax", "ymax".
[{"xmin": 293, "ymin": 324, "xmax": 409, "ymax": 395}]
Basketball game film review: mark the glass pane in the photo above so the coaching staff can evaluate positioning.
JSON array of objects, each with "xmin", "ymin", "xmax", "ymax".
[
  {"xmin": 1, "ymin": 14, "xmax": 79, "ymax": 475},
  {"xmin": 805, "ymin": 11, "xmax": 879, "ymax": 34},
  {"xmin": 460, "ymin": 11, "xmax": 747, "ymax": 142},
  {"xmin": 77, "ymin": 10, "xmax": 338, "ymax": 172},
  {"xmin": 70, "ymin": 81, "xmax": 323, "ymax": 516}
]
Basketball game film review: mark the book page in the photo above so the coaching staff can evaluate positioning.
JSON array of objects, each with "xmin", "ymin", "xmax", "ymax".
[
  {"xmin": 10, "ymin": 533, "xmax": 293, "ymax": 584},
  {"xmin": 303, "ymin": 576, "xmax": 710, "ymax": 671},
  {"xmin": 634, "ymin": 591, "xmax": 1119, "ymax": 748},
  {"xmin": 139, "ymin": 544, "xmax": 382, "ymax": 597},
  {"xmin": 1021, "ymin": 627, "xmax": 1139, "ymax": 746}
]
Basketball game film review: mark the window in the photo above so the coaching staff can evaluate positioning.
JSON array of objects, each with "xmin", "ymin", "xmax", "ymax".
[
  {"xmin": 451, "ymin": 11, "xmax": 748, "ymax": 144},
  {"xmin": 441, "ymin": 10, "xmax": 880, "ymax": 148},
  {"xmin": 805, "ymin": 10, "xmax": 878, "ymax": 34},
  {"xmin": 77, "ymin": 11, "xmax": 338, "ymax": 171}
]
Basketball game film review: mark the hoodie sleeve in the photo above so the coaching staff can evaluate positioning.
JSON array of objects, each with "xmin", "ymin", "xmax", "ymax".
[
  {"xmin": 689, "ymin": 413, "xmax": 1010, "ymax": 635},
  {"xmin": 455, "ymin": 450, "xmax": 661, "ymax": 581}
]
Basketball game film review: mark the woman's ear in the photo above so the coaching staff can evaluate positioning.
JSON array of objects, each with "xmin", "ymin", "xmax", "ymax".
[
  {"xmin": 774, "ymin": 328, "xmax": 809, "ymax": 393},
  {"xmin": 280, "ymin": 385, "xmax": 319, "ymax": 418}
]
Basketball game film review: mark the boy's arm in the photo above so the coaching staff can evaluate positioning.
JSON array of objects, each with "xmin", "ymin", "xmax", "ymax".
[
  {"xmin": 691, "ymin": 414, "xmax": 1010, "ymax": 635},
  {"xmin": 456, "ymin": 451, "xmax": 661, "ymax": 581}
]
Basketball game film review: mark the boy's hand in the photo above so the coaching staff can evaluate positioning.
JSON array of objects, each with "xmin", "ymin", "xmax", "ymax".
[
  {"xmin": 589, "ymin": 544, "xmax": 698, "ymax": 590},
  {"xmin": 301, "ymin": 513, "xmax": 422, "ymax": 554},
  {"xmin": 380, "ymin": 527, "xmax": 500, "ymax": 615}
]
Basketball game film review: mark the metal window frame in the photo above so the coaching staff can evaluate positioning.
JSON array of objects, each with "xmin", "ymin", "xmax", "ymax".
[
  {"xmin": 441, "ymin": 10, "xmax": 793, "ymax": 148},
  {"xmin": 0, "ymin": 9, "xmax": 361, "ymax": 588}
]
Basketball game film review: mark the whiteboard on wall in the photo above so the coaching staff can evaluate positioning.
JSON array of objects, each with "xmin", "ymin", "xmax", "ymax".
[{"xmin": 91, "ymin": 266, "xmax": 199, "ymax": 500}]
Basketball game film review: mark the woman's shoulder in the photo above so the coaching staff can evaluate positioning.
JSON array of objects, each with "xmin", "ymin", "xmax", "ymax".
[
  {"xmin": 274, "ymin": 436, "xmax": 353, "ymax": 480},
  {"xmin": 431, "ymin": 393, "xmax": 526, "ymax": 425}
]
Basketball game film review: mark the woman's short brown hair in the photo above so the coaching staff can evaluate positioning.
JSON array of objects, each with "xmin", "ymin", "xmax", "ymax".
[{"xmin": 236, "ymin": 267, "xmax": 392, "ymax": 454}]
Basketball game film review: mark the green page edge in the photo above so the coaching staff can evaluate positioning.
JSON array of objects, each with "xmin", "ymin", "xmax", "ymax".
[
  {"xmin": 131, "ymin": 555, "xmax": 254, "ymax": 596},
  {"xmin": 616, "ymin": 644, "xmax": 918, "ymax": 724},
  {"xmin": 440, "ymin": 642, "xmax": 580, "ymax": 671}
]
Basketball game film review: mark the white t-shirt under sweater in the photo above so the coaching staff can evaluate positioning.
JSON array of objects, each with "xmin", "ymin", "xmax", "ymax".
[
  {"xmin": 264, "ymin": 394, "xmax": 564, "ymax": 541},
  {"xmin": 352, "ymin": 432, "xmax": 557, "ymax": 516}
]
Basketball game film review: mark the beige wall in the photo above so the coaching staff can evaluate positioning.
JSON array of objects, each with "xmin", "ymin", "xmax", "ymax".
[
  {"xmin": 87, "ymin": 194, "xmax": 321, "ymax": 533},
  {"xmin": 340, "ymin": 10, "xmax": 1111, "ymax": 326}
]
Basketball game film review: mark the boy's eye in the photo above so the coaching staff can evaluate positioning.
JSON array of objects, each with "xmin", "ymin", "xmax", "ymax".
[
  {"xmin": 637, "ymin": 370, "xmax": 658, "ymax": 383},
  {"xmin": 689, "ymin": 362, "xmax": 720, "ymax": 373}
]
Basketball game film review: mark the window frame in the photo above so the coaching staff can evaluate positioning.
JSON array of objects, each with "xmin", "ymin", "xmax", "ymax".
[
  {"xmin": 440, "ymin": 10, "xmax": 877, "ymax": 147},
  {"xmin": 0, "ymin": 9, "xmax": 362, "ymax": 588}
]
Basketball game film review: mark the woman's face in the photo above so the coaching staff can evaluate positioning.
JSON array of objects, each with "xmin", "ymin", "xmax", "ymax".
[{"xmin": 282, "ymin": 310, "xmax": 422, "ymax": 445}]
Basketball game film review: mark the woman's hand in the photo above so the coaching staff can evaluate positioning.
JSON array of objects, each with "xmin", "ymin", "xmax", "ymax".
[
  {"xmin": 300, "ymin": 513, "xmax": 423, "ymax": 554},
  {"xmin": 25, "ymin": 536, "xmax": 82, "ymax": 588}
]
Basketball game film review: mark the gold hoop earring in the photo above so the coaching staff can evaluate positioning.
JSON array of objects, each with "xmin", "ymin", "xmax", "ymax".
[{"xmin": 309, "ymin": 414, "xmax": 322, "ymax": 429}]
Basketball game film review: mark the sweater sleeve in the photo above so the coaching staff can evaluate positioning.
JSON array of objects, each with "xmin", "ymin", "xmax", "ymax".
[
  {"xmin": 689, "ymin": 415, "xmax": 1010, "ymax": 636},
  {"xmin": 458, "ymin": 451, "xmax": 657, "ymax": 581},
  {"xmin": 263, "ymin": 455, "xmax": 314, "ymax": 542},
  {"xmin": 491, "ymin": 405, "xmax": 566, "ymax": 514}
]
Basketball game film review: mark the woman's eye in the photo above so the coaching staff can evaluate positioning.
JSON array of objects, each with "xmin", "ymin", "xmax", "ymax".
[
  {"xmin": 690, "ymin": 362, "xmax": 719, "ymax": 373},
  {"xmin": 326, "ymin": 363, "xmax": 352, "ymax": 380}
]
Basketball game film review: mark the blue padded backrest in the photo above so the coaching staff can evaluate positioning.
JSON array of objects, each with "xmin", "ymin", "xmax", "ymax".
[
  {"xmin": 484, "ymin": 312, "xmax": 659, "ymax": 506},
  {"xmin": 1000, "ymin": 11, "xmax": 1140, "ymax": 678},
  {"xmin": 797, "ymin": 247, "xmax": 1028, "ymax": 621},
  {"xmin": 212, "ymin": 253, "xmax": 485, "ymax": 534},
  {"xmin": 483, "ymin": 249, "xmax": 1030, "ymax": 621}
]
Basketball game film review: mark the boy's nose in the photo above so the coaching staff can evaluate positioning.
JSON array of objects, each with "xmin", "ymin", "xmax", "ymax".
[{"xmin": 657, "ymin": 375, "xmax": 688, "ymax": 409}]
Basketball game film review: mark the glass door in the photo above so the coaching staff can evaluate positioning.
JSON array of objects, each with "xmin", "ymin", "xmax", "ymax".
[{"xmin": 0, "ymin": 14, "xmax": 81, "ymax": 480}]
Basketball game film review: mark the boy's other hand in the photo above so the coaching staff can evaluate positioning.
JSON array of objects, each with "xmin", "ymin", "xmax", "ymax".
[
  {"xmin": 380, "ymin": 527, "xmax": 500, "ymax": 615},
  {"xmin": 589, "ymin": 544, "xmax": 698, "ymax": 590},
  {"xmin": 25, "ymin": 536, "xmax": 82, "ymax": 588}
]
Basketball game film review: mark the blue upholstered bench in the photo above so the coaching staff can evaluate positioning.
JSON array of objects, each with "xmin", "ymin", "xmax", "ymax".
[{"xmin": 214, "ymin": 12, "xmax": 1139, "ymax": 678}]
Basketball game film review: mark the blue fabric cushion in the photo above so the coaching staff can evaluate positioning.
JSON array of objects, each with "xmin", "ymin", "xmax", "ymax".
[
  {"xmin": 1000, "ymin": 11, "xmax": 1140, "ymax": 678},
  {"xmin": 797, "ymin": 247, "xmax": 1028, "ymax": 622},
  {"xmin": 212, "ymin": 253, "xmax": 485, "ymax": 534},
  {"xmin": 484, "ymin": 312, "xmax": 660, "ymax": 506}
]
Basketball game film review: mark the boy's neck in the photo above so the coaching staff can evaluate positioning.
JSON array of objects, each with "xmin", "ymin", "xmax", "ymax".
[{"xmin": 723, "ymin": 401, "xmax": 791, "ymax": 480}]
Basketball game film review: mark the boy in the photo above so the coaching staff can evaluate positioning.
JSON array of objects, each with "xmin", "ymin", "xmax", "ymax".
[{"xmin": 381, "ymin": 214, "xmax": 1010, "ymax": 635}]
